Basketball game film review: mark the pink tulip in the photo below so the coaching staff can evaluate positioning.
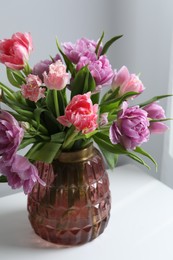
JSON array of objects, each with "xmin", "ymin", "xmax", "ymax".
[
  {"xmin": 21, "ymin": 74, "xmax": 45, "ymax": 102},
  {"xmin": 112, "ymin": 66, "xmax": 130, "ymax": 89},
  {"xmin": 0, "ymin": 32, "xmax": 33, "ymax": 70},
  {"xmin": 58, "ymin": 92, "xmax": 98, "ymax": 134},
  {"xmin": 43, "ymin": 60, "xmax": 69, "ymax": 90},
  {"xmin": 32, "ymin": 54, "xmax": 61, "ymax": 81},
  {"xmin": 112, "ymin": 66, "xmax": 144, "ymax": 98}
]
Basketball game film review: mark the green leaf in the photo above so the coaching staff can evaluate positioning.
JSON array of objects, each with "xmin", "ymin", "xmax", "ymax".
[
  {"xmin": 58, "ymin": 90, "xmax": 66, "ymax": 116},
  {"xmin": 46, "ymin": 89, "xmax": 65, "ymax": 119},
  {"xmin": 7, "ymin": 110, "xmax": 48, "ymax": 135},
  {"xmin": 71, "ymin": 68, "xmax": 86, "ymax": 97},
  {"xmin": 46, "ymin": 89, "xmax": 57, "ymax": 116},
  {"xmin": 41, "ymin": 110, "xmax": 61, "ymax": 134},
  {"xmin": 71, "ymin": 66, "xmax": 96, "ymax": 98},
  {"xmin": 93, "ymin": 132, "xmax": 152, "ymax": 170},
  {"xmin": 139, "ymin": 94, "xmax": 173, "ymax": 108},
  {"xmin": 117, "ymin": 91, "xmax": 139, "ymax": 105},
  {"xmin": 5, "ymin": 111, "xmax": 29, "ymax": 122},
  {"xmin": 95, "ymin": 31, "xmax": 104, "ymax": 56},
  {"xmin": 100, "ymin": 147, "xmax": 118, "ymax": 169},
  {"xmin": 6, "ymin": 68, "xmax": 25, "ymax": 88},
  {"xmin": 91, "ymin": 92, "xmax": 100, "ymax": 104},
  {"xmin": 34, "ymin": 107, "xmax": 47, "ymax": 128},
  {"xmin": 26, "ymin": 142, "xmax": 62, "ymax": 163},
  {"xmin": 51, "ymin": 132, "xmax": 65, "ymax": 143},
  {"xmin": 2, "ymin": 90, "xmax": 34, "ymax": 112},
  {"xmin": 83, "ymin": 68, "xmax": 90, "ymax": 93},
  {"xmin": 23, "ymin": 62, "xmax": 32, "ymax": 76},
  {"xmin": 85, "ymin": 130, "xmax": 99, "ymax": 139},
  {"xmin": 150, "ymin": 118, "xmax": 173, "ymax": 123},
  {"xmin": 10, "ymin": 70, "xmax": 25, "ymax": 84},
  {"xmin": 134, "ymin": 147, "xmax": 157, "ymax": 171},
  {"xmin": 93, "ymin": 133, "xmax": 128, "ymax": 154},
  {"xmin": 86, "ymin": 69, "xmax": 96, "ymax": 92},
  {"xmin": 0, "ymin": 82, "xmax": 15, "ymax": 101},
  {"xmin": 100, "ymin": 91, "xmax": 139, "ymax": 113},
  {"xmin": 13, "ymin": 90, "xmax": 33, "ymax": 107},
  {"xmin": 101, "ymin": 34, "xmax": 123, "ymax": 55},
  {"xmin": 127, "ymin": 152, "xmax": 150, "ymax": 170},
  {"xmin": 0, "ymin": 175, "xmax": 8, "ymax": 183},
  {"xmin": 19, "ymin": 137, "xmax": 38, "ymax": 150},
  {"xmin": 100, "ymin": 101, "xmax": 119, "ymax": 113},
  {"xmin": 2, "ymin": 95, "xmax": 34, "ymax": 118},
  {"xmin": 101, "ymin": 87, "xmax": 120, "ymax": 104},
  {"xmin": 56, "ymin": 38, "xmax": 76, "ymax": 77}
]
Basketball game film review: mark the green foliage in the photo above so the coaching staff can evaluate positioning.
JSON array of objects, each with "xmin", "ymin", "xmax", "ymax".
[
  {"xmin": 6, "ymin": 68, "xmax": 25, "ymax": 88},
  {"xmin": 93, "ymin": 132, "xmax": 154, "ymax": 170},
  {"xmin": 26, "ymin": 142, "xmax": 62, "ymax": 163},
  {"xmin": 139, "ymin": 94, "xmax": 173, "ymax": 107},
  {"xmin": 56, "ymin": 38, "xmax": 76, "ymax": 77},
  {"xmin": 0, "ymin": 175, "xmax": 8, "ymax": 183},
  {"xmin": 71, "ymin": 66, "xmax": 96, "ymax": 98},
  {"xmin": 95, "ymin": 32, "xmax": 104, "ymax": 55},
  {"xmin": 101, "ymin": 34, "xmax": 123, "ymax": 55}
]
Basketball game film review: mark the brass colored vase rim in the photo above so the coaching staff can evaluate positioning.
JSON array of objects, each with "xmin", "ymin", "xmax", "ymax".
[{"xmin": 58, "ymin": 143, "xmax": 94, "ymax": 163}]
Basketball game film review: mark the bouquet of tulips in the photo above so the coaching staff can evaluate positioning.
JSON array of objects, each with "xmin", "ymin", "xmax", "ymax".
[{"xmin": 0, "ymin": 31, "xmax": 171, "ymax": 194}]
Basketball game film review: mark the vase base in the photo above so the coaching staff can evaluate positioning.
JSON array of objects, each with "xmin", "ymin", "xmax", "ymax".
[{"xmin": 28, "ymin": 213, "xmax": 110, "ymax": 245}]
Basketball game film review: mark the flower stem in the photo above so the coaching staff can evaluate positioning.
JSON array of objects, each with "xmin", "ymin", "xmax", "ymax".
[
  {"xmin": 62, "ymin": 131, "xmax": 79, "ymax": 150},
  {"xmin": 53, "ymin": 90, "xmax": 60, "ymax": 117},
  {"xmin": 0, "ymin": 82, "xmax": 15, "ymax": 101}
]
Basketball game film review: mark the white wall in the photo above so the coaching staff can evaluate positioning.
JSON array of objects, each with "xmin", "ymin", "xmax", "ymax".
[
  {"xmin": 1, "ymin": 0, "xmax": 173, "ymax": 196},
  {"xmin": 0, "ymin": 0, "xmax": 114, "ymax": 81},
  {"xmin": 111, "ymin": 0, "xmax": 173, "ymax": 182}
]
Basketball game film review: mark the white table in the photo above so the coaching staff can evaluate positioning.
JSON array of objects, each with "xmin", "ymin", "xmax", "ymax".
[{"xmin": 1, "ymin": 164, "xmax": 173, "ymax": 260}]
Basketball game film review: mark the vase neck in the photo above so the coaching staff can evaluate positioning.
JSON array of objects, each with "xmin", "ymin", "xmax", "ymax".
[{"xmin": 58, "ymin": 143, "xmax": 94, "ymax": 163}]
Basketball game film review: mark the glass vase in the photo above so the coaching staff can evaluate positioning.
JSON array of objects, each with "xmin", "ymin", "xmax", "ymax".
[{"xmin": 27, "ymin": 144, "xmax": 111, "ymax": 245}]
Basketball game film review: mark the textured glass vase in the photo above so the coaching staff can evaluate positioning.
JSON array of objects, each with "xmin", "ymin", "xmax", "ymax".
[{"xmin": 27, "ymin": 144, "xmax": 111, "ymax": 245}]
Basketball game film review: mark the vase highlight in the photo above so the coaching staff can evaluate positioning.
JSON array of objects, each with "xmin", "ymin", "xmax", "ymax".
[{"xmin": 27, "ymin": 144, "xmax": 111, "ymax": 245}]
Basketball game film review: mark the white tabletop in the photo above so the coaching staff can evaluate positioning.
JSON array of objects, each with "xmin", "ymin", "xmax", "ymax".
[{"xmin": 1, "ymin": 164, "xmax": 173, "ymax": 260}]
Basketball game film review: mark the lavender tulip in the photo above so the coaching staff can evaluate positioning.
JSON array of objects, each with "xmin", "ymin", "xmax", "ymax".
[
  {"xmin": 109, "ymin": 102, "xmax": 150, "ymax": 150},
  {"xmin": 63, "ymin": 37, "xmax": 101, "ymax": 64},
  {"xmin": 0, "ymin": 154, "xmax": 45, "ymax": 194},
  {"xmin": 143, "ymin": 102, "xmax": 168, "ymax": 133},
  {"xmin": 0, "ymin": 110, "xmax": 24, "ymax": 159},
  {"xmin": 77, "ymin": 54, "xmax": 113, "ymax": 86}
]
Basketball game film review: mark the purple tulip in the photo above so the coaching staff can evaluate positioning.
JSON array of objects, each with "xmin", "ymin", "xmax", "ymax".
[
  {"xmin": 109, "ymin": 102, "xmax": 150, "ymax": 150},
  {"xmin": 143, "ymin": 102, "xmax": 168, "ymax": 133},
  {"xmin": 0, "ymin": 110, "xmax": 24, "ymax": 160},
  {"xmin": 63, "ymin": 37, "xmax": 101, "ymax": 64},
  {"xmin": 0, "ymin": 154, "xmax": 45, "ymax": 194},
  {"xmin": 77, "ymin": 54, "xmax": 113, "ymax": 86}
]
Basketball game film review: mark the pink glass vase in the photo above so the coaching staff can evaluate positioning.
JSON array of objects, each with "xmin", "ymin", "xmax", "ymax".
[{"xmin": 27, "ymin": 144, "xmax": 111, "ymax": 245}]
